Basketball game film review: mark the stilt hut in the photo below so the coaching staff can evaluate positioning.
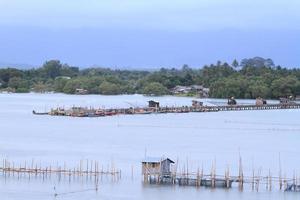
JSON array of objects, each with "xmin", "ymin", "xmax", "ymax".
[
  {"xmin": 192, "ymin": 100, "xmax": 203, "ymax": 108},
  {"xmin": 148, "ymin": 100, "xmax": 160, "ymax": 108},
  {"xmin": 142, "ymin": 157, "xmax": 175, "ymax": 183},
  {"xmin": 227, "ymin": 97, "xmax": 237, "ymax": 105},
  {"xmin": 279, "ymin": 96, "xmax": 295, "ymax": 105},
  {"xmin": 256, "ymin": 97, "xmax": 267, "ymax": 106}
]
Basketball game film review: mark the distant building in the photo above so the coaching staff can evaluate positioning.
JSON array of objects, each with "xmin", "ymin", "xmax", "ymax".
[
  {"xmin": 55, "ymin": 76, "xmax": 71, "ymax": 80},
  {"xmin": 171, "ymin": 85, "xmax": 209, "ymax": 98},
  {"xmin": 75, "ymin": 88, "xmax": 88, "ymax": 95},
  {"xmin": 171, "ymin": 85, "xmax": 192, "ymax": 94},
  {"xmin": 200, "ymin": 88, "xmax": 210, "ymax": 98}
]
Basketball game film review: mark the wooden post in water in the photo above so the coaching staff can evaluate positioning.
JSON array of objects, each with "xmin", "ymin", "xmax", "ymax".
[
  {"xmin": 293, "ymin": 171, "xmax": 296, "ymax": 187},
  {"xmin": 185, "ymin": 158, "xmax": 189, "ymax": 186},
  {"xmin": 296, "ymin": 174, "xmax": 298, "ymax": 188},
  {"xmin": 173, "ymin": 158, "xmax": 178, "ymax": 185},
  {"xmin": 131, "ymin": 165, "xmax": 134, "ymax": 180},
  {"xmin": 269, "ymin": 169, "xmax": 272, "ymax": 191},
  {"xmin": 252, "ymin": 169, "xmax": 255, "ymax": 191},
  {"xmin": 196, "ymin": 167, "xmax": 200, "ymax": 187},
  {"xmin": 238, "ymin": 156, "xmax": 243, "ymax": 190},
  {"xmin": 256, "ymin": 168, "xmax": 262, "ymax": 192},
  {"xmin": 28, "ymin": 160, "xmax": 30, "ymax": 180},
  {"xmin": 225, "ymin": 166, "xmax": 230, "ymax": 188},
  {"xmin": 200, "ymin": 166, "xmax": 203, "ymax": 187},
  {"xmin": 211, "ymin": 160, "xmax": 216, "ymax": 188},
  {"xmin": 49, "ymin": 164, "xmax": 51, "ymax": 178},
  {"xmin": 279, "ymin": 153, "xmax": 283, "ymax": 190},
  {"xmin": 18, "ymin": 163, "xmax": 21, "ymax": 180},
  {"xmin": 283, "ymin": 173, "xmax": 287, "ymax": 191},
  {"xmin": 80, "ymin": 160, "xmax": 82, "ymax": 176}
]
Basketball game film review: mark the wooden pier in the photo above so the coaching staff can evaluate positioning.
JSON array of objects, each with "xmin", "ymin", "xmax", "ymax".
[{"xmin": 33, "ymin": 101, "xmax": 300, "ymax": 118}]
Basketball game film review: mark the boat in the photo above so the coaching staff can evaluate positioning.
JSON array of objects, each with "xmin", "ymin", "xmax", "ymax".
[
  {"xmin": 105, "ymin": 111, "xmax": 117, "ymax": 116},
  {"xmin": 32, "ymin": 110, "xmax": 48, "ymax": 115}
]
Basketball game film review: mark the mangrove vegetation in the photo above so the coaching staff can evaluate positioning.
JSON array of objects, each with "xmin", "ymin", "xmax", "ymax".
[{"xmin": 0, "ymin": 57, "xmax": 299, "ymax": 99}]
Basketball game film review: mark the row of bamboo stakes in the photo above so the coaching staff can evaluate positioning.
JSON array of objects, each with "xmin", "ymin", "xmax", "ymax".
[
  {"xmin": 0, "ymin": 159, "xmax": 121, "ymax": 184},
  {"xmin": 1, "ymin": 158, "xmax": 300, "ymax": 192},
  {"xmin": 145, "ymin": 157, "xmax": 300, "ymax": 191}
]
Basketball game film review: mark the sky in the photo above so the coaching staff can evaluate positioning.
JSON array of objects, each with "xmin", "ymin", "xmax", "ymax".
[{"xmin": 0, "ymin": 0, "xmax": 299, "ymax": 68}]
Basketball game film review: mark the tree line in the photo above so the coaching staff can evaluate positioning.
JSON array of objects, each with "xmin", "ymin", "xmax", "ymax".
[{"xmin": 0, "ymin": 57, "xmax": 299, "ymax": 99}]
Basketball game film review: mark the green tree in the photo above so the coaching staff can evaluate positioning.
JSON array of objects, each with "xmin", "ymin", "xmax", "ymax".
[
  {"xmin": 271, "ymin": 76, "xmax": 300, "ymax": 98},
  {"xmin": 42, "ymin": 60, "xmax": 62, "ymax": 79},
  {"xmin": 99, "ymin": 81, "xmax": 121, "ymax": 95},
  {"xmin": 8, "ymin": 77, "xmax": 29, "ymax": 92},
  {"xmin": 0, "ymin": 68, "xmax": 23, "ymax": 85},
  {"xmin": 32, "ymin": 82, "xmax": 50, "ymax": 93},
  {"xmin": 63, "ymin": 79, "xmax": 82, "ymax": 94},
  {"xmin": 232, "ymin": 59, "xmax": 239, "ymax": 69},
  {"xmin": 54, "ymin": 78, "xmax": 68, "ymax": 92},
  {"xmin": 142, "ymin": 82, "xmax": 169, "ymax": 96},
  {"xmin": 248, "ymin": 81, "xmax": 270, "ymax": 98}
]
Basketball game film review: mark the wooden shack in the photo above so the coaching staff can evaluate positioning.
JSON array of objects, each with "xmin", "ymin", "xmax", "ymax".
[
  {"xmin": 75, "ymin": 88, "xmax": 88, "ymax": 95},
  {"xmin": 256, "ymin": 97, "xmax": 267, "ymax": 106},
  {"xmin": 192, "ymin": 100, "xmax": 203, "ymax": 108},
  {"xmin": 148, "ymin": 100, "xmax": 160, "ymax": 108},
  {"xmin": 279, "ymin": 96, "xmax": 295, "ymax": 104},
  {"xmin": 142, "ymin": 157, "xmax": 175, "ymax": 182},
  {"xmin": 227, "ymin": 97, "xmax": 237, "ymax": 105}
]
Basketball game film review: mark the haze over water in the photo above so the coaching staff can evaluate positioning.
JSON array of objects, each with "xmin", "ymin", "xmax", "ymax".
[
  {"xmin": 1, "ymin": 0, "xmax": 300, "ymax": 67},
  {"xmin": 0, "ymin": 93, "xmax": 299, "ymax": 199}
]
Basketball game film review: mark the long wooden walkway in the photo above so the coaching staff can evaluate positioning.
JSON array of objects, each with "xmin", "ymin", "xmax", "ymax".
[
  {"xmin": 204, "ymin": 103, "xmax": 300, "ymax": 112},
  {"xmin": 33, "ymin": 103, "xmax": 300, "ymax": 117}
]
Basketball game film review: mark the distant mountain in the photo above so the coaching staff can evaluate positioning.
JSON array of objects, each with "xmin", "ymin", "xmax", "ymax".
[{"xmin": 0, "ymin": 62, "xmax": 37, "ymax": 69}]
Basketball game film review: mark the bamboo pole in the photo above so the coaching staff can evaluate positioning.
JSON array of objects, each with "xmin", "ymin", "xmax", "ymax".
[{"xmin": 238, "ymin": 156, "xmax": 243, "ymax": 190}]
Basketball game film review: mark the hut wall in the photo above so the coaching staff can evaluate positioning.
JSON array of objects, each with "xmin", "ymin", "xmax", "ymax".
[
  {"xmin": 256, "ymin": 99, "xmax": 263, "ymax": 106},
  {"xmin": 161, "ymin": 160, "xmax": 172, "ymax": 175},
  {"xmin": 142, "ymin": 163, "xmax": 161, "ymax": 175}
]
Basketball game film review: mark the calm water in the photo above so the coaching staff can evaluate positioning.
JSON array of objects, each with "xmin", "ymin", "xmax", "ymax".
[{"xmin": 0, "ymin": 93, "xmax": 299, "ymax": 199}]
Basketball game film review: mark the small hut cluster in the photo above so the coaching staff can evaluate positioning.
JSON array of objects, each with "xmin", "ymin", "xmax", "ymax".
[{"xmin": 171, "ymin": 85, "xmax": 210, "ymax": 98}]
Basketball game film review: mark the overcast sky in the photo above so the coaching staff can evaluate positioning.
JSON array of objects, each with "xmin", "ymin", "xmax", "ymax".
[{"xmin": 0, "ymin": 0, "xmax": 299, "ymax": 68}]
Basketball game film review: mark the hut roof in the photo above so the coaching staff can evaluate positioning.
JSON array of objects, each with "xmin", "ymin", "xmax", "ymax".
[
  {"xmin": 148, "ymin": 100, "xmax": 159, "ymax": 103},
  {"xmin": 141, "ymin": 157, "xmax": 175, "ymax": 164}
]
